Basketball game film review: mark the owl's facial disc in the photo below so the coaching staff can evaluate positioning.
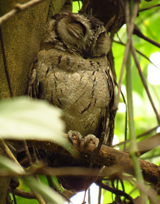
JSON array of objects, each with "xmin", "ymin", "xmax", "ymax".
[{"xmin": 56, "ymin": 13, "xmax": 111, "ymax": 58}]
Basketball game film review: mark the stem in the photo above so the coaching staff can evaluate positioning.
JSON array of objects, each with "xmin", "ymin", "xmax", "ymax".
[
  {"xmin": 126, "ymin": 1, "xmax": 148, "ymax": 203},
  {"xmin": 126, "ymin": 52, "xmax": 137, "ymax": 152},
  {"xmin": 0, "ymin": 138, "xmax": 23, "ymax": 170},
  {"xmin": 130, "ymin": 42, "xmax": 160, "ymax": 124},
  {"xmin": 114, "ymin": 1, "xmax": 139, "ymax": 109},
  {"xmin": 126, "ymin": 49, "xmax": 147, "ymax": 204}
]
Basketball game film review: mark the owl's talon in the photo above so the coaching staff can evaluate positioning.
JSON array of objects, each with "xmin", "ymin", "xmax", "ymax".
[
  {"xmin": 84, "ymin": 134, "xmax": 99, "ymax": 149},
  {"xmin": 68, "ymin": 130, "xmax": 82, "ymax": 146}
]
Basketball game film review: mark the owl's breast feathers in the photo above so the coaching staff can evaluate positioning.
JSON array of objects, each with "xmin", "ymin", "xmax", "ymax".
[{"xmin": 36, "ymin": 48, "xmax": 114, "ymax": 138}]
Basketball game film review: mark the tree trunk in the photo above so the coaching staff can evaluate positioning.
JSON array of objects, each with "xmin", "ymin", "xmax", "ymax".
[
  {"xmin": 0, "ymin": 0, "xmax": 66, "ymax": 99},
  {"xmin": 0, "ymin": 0, "xmax": 66, "ymax": 203}
]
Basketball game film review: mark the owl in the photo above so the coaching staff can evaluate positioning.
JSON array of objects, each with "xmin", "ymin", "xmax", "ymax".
[{"xmin": 28, "ymin": 13, "xmax": 115, "ymax": 192}]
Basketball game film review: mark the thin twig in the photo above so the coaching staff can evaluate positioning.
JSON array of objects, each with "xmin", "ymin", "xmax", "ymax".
[
  {"xmin": 139, "ymin": 3, "xmax": 160, "ymax": 12},
  {"xmin": 0, "ymin": 0, "xmax": 46, "ymax": 25},
  {"xmin": 83, "ymin": 190, "xmax": 87, "ymax": 204},
  {"xmin": 12, "ymin": 189, "xmax": 36, "ymax": 199},
  {"xmin": 130, "ymin": 179, "xmax": 160, "ymax": 204},
  {"xmin": 23, "ymin": 140, "xmax": 33, "ymax": 167},
  {"xmin": 113, "ymin": 125, "xmax": 159, "ymax": 147},
  {"xmin": 13, "ymin": 192, "xmax": 17, "ymax": 204},
  {"xmin": 98, "ymin": 186, "xmax": 101, "ymax": 204},
  {"xmin": 120, "ymin": 86, "xmax": 127, "ymax": 151},
  {"xmin": 23, "ymin": 140, "xmax": 42, "ymax": 203},
  {"xmin": 141, "ymin": 153, "xmax": 160, "ymax": 160},
  {"xmin": 0, "ymin": 25, "xmax": 13, "ymax": 97},
  {"xmin": 114, "ymin": 2, "xmax": 139, "ymax": 109},
  {"xmin": 9, "ymin": 188, "xmax": 17, "ymax": 204},
  {"xmin": 0, "ymin": 138, "xmax": 23, "ymax": 170},
  {"xmin": 1, "ymin": 139, "xmax": 160, "ymax": 188},
  {"xmin": 95, "ymin": 181, "xmax": 134, "ymax": 204},
  {"xmin": 133, "ymin": 25, "xmax": 160, "ymax": 48},
  {"xmin": 114, "ymin": 81, "xmax": 128, "ymax": 150},
  {"xmin": 34, "ymin": 192, "xmax": 46, "ymax": 204},
  {"xmin": 0, "ymin": 139, "xmax": 45, "ymax": 203},
  {"xmin": 113, "ymin": 40, "xmax": 160, "ymax": 70},
  {"xmin": 125, "ymin": 1, "xmax": 147, "ymax": 203},
  {"xmin": 136, "ymin": 126, "xmax": 159, "ymax": 138},
  {"xmin": 130, "ymin": 41, "xmax": 160, "ymax": 124},
  {"xmin": 88, "ymin": 188, "xmax": 91, "ymax": 204}
]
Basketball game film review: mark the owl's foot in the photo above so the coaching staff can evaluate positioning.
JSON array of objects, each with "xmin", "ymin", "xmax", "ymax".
[
  {"xmin": 68, "ymin": 130, "xmax": 99, "ymax": 149},
  {"xmin": 68, "ymin": 130, "xmax": 82, "ymax": 146},
  {"xmin": 84, "ymin": 134, "xmax": 99, "ymax": 149}
]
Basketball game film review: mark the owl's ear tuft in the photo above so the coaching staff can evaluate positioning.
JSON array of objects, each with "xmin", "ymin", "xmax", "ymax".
[{"xmin": 67, "ymin": 22, "xmax": 86, "ymax": 39}]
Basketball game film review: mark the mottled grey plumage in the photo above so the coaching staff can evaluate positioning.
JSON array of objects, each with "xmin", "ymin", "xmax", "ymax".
[{"xmin": 28, "ymin": 13, "xmax": 115, "ymax": 191}]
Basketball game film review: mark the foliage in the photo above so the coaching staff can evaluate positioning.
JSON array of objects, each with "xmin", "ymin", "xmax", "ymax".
[
  {"xmin": 113, "ymin": 3, "xmax": 160, "ymax": 144},
  {"xmin": 0, "ymin": 97, "xmax": 71, "ymax": 204},
  {"xmin": 0, "ymin": 97, "xmax": 65, "ymax": 144},
  {"xmin": 0, "ymin": 0, "xmax": 160, "ymax": 204}
]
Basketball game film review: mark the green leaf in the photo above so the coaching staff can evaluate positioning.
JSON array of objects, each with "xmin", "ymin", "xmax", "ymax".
[
  {"xmin": 24, "ymin": 177, "xmax": 65, "ymax": 204},
  {"xmin": 0, "ymin": 97, "xmax": 70, "ymax": 150},
  {"xmin": 0, "ymin": 156, "xmax": 24, "ymax": 174}
]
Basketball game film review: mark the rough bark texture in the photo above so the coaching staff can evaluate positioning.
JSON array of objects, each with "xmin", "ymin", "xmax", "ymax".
[
  {"xmin": 29, "ymin": 137, "xmax": 160, "ymax": 188},
  {"xmin": 0, "ymin": 0, "xmax": 66, "ymax": 99},
  {"xmin": 9, "ymin": 135, "xmax": 160, "ymax": 188},
  {"xmin": 0, "ymin": 0, "xmax": 66, "ymax": 203},
  {"xmin": 0, "ymin": 148, "xmax": 11, "ymax": 204}
]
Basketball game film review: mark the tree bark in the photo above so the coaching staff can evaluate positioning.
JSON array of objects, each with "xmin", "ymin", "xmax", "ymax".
[
  {"xmin": 0, "ymin": 0, "xmax": 66, "ymax": 99},
  {"xmin": 0, "ymin": 0, "xmax": 66, "ymax": 203},
  {"xmin": 8, "ymin": 135, "xmax": 160, "ymax": 188},
  {"xmin": 29, "ymin": 136, "xmax": 160, "ymax": 188},
  {"xmin": 0, "ymin": 148, "xmax": 11, "ymax": 204}
]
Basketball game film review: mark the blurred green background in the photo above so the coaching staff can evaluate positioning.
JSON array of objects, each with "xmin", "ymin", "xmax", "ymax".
[{"xmin": 14, "ymin": 1, "xmax": 160, "ymax": 203}]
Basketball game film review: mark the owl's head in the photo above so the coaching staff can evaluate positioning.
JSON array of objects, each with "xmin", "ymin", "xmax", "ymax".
[{"xmin": 41, "ymin": 13, "xmax": 111, "ymax": 58}]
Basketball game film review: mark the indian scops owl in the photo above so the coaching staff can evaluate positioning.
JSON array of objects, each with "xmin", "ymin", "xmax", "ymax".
[{"xmin": 28, "ymin": 13, "xmax": 115, "ymax": 192}]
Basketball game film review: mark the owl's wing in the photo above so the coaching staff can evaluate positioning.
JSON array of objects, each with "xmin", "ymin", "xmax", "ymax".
[
  {"xmin": 103, "ymin": 64, "xmax": 115, "ymax": 146},
  {"xmin": 28, "ymin": 58, "xmax": 39, "ymax": 98}
]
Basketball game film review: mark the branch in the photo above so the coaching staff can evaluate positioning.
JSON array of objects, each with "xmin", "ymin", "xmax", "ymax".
[
  {"xmin": 8, "ymin": 135, "xmax": 160, "ymax": 188},
  {"xmin": 125, "ymin": 2, "xmax": 147, "ymax": 202},
  {"xmin": 113, "ymin": 125, "xmax": 159, "ymax": 148},
  {"xmin": 95, "ymin": 181, "xmax": 134, "ymax": 204},
  {"xmin": 0, "ymin": 138, "xmax": 23, "ymax": 169},
  {"xmin": 0, "ymin": 0, "xmax": 46, "ymax": 25},
  {"xmin": 139, "ymin": 4, "xmax": 160, "ymax": 12},
  {"xmin": 12, "ymin": 189, "xmax": 36, "ymax": 199},
  {"xmin": 113, "ymin": 40, "xmax": 160, "ymax": 70},
  {"xmin": 114, "ymin": 1, "xmax": 139, "ymax": 109},
  {"xmin": 130, "ymin": 41, "xmax": 160, "ymax": 124},
  {"xmin": 133, "ymin": 25, "xmax": 160, "ymax": 48}
]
